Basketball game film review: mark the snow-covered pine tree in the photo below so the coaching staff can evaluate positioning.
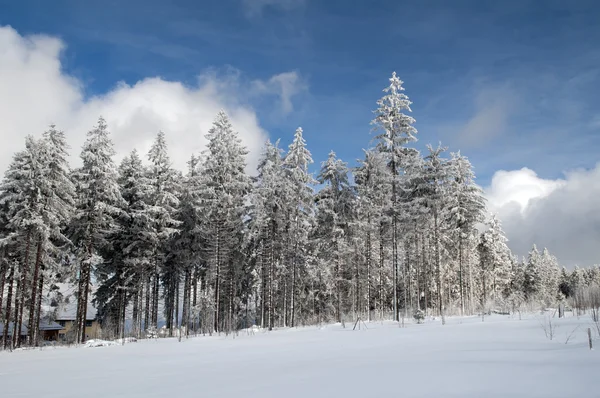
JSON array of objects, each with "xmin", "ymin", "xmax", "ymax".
[
  {"xmin": 420, "ymin": 144, "xmax": 452, "ymax": 324},
  {"xmin": 70, "ymin": 117, "xmax": 124, "ymax": 344},
  {"xmin": 249, "ymin": 140, "xmax": 287, "ymax": 329},
  {"xmin": 95, "ymin": 150, "xmax": 153, "ymax": 339},
  {"xmin": 172, "ymin": 154, "xmax": 205, "ymax": 337},
  {"xmin": 539, "ymin": 248, "xmax": 560, "ymax": 306},
  {"xmin": 315, "ymin": 151, "xmax": 354, "ymax": 323},
  {"xmin": 201, "ymin": 111, "xmax": 251, "ymax": 333},
  {"xmin": 146, "ymin": 131, "xmax": 180, "ymax": 335},
  {"xmin": 354, "ymin": 150, "xmax": 391, "ymax": 321},
  {"xmin": 283, "ymin": 128, "xmax": 316, "ymax": 327},
  {"xmin": 371, "ymin": 72, "xmax": 418, "ymax": 321},
  {"xmin": 477, "ymin": 215, "xmax": 511, "ymax": 313},
  {"xmin": 523, "ymin": 245, "xmax": 541, "ymax": 301},
  {"xmin": 0, "ymin": 136, "xmax": 47, "ymax": 347},
  {"xmin": 446, "ymin": 152, "xmax": 486, "ymax": 315},
  {"xmin": 27, "ymin": 126, "xmax": 76, "ymax": 345}
]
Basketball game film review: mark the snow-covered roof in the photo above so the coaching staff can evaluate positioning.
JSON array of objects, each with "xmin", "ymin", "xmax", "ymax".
[
  {"xmin": 54, "ymin": 300, "xmax": 98, "ymax": 321},
  {"xmin": 38, "ymin": 318, "xmax": 64, "ymax": 331},
  {"xmin": 0, "ymin": 323, "xmax": 29, "ymax": 336},
  {"xmin": 47, "ymin": 283, "xmax": 99, "ymax": 321}
]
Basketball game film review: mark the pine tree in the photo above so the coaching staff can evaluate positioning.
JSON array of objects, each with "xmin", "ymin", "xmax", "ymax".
[
  {"xmin": 146, "ymin": 131, "xmax": 180, "ymax": 334},
  {"xmin": 172, "ymin": 154, "xmax": 205, "ymax": 337},
  {"xmin": 28, "ymin": 126, "xmax": 76, "ymax": 345},
  {"xmin": 95, "ymin": 150, "xmax": 153, "ymax": 339},
  {"xmin": 249, "ymin": 140, "xmax": 287, "ymax": 329},
  {"xmin": 372, "ymin": 72, "xmax": 418, "ymax": 321},
  {"xmin": 315, "ymin": 151, "xmax": 354, "ymax": 323},
  {"xmin": 477, "ymin": 215, "xmax": 511, "ymax": 312},
  {"xmin": 70, "ymin": 117, "xmax": 124, "ymax": 343},
  {"xmin": 0, "ymin": 136, "xmax": 47, "ymax": 347},
  {"xmin": 446, "ymin": 152, "xmax": 486, "ymax": 315},
  {"xmin": 283, "ymin": 128, "xmax": 316, "ymax": 327},
  {"xmin": 523, "ymin": 245, "xmax": 541, "ymax": 300},
  {"xmin": 421, "ymin": 144, "xmax": 452, "ymax": 324},
  {"xmin": 201, "ymin": 111, "xmax": 251, "ymax": 333},
  {"xmin": 354, "ymin": 150, "xmax": 390, "ymax": 321}
]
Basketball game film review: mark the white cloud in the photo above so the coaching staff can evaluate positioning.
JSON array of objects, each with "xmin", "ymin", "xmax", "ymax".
[
  {"xmin": 250, "ymin": 71, "xmax": 306, "ymax": 114},
  {"xmin": 485, "ymin": 165, "xmax": 600, "ymax": 267},
  {"xmin": 456, "ymin": 85, "xmax": 517, "ymax": 148},
  {"xmin": 485, "ymin": 168, "xmax": 565, "ymax": 215},
  {"xmin": 0, "ymin": 25, "xmax": 305, "ymax": 174},
  {"xmin": 241, "ymin": 0, "xmax": 306, "ymax": 17}
]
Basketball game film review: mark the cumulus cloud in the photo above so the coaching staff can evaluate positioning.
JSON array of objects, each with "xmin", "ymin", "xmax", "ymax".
[
  {"xmin": 485, "ymin": 165, "xmax": 600, "ymax": 267},
  {"xmin": 0, "ymin": 25, "xmax": 305, "ymax": 173}
]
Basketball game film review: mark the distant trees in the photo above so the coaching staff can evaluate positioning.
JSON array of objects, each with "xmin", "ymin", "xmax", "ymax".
[{"xmin": 0, "ymin": 73, "xmax": 594, "ymax": 349}]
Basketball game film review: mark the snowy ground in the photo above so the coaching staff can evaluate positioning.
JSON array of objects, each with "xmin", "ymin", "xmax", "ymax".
[{"xmin": 1, "ymin": 313, "xmax": 598, "ymax": 398}]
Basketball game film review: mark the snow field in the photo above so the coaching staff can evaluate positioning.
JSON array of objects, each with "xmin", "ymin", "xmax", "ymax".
[{"xmin": 0, "ymin": 314, "xmax": 598, "ymax": 398}]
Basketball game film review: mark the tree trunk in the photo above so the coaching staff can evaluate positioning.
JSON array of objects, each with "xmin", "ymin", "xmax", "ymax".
[
  {"xmin": 366, "ymin": 221, "xmax": 372, "ymax": 321},
  {"xmin": 260, "ymin": 239, "xmax": 266, "ymax": 329},
  {"xmin": 434, "ymin": 212, "xmax": 445, "ymax": 325},
  {"xmin": 182, "ymin": 268, "xmax": 190, "ymax": 336},
  {"xmin": 268, "ymin": 235, "xmax": 274, "ymax": 331},
  {"xmin": 459, "ymin": 235, "xmax": 464, "ymax": 316},
  {"xmin": 415, "ymin": 231, "xmax": 421, "ymax": 311},
  {"xmin": 28, "ymin": 239, "xmax": 44, "ymax": 346},
  {"xmin": 355, "ymin": 241, "xmax": 360, "ymax": 320},
  {"xmin": 192, "ymin": 265, "xmax": 198, "ymax": 334},
  {"xmin": 214, "ymin": 224, "xmax": 221, "ymax": 333},
  {"xmin": 392, "ymin": 215, "xmax": 398, "ymax": 322},
  {"xmin": 132, "ymin": 285, "xmax": 139, "ymax": 338},
  {"xmin": 152, "ymin": 268, "xmax": 159, "ymax": 330},
  {"xmin": 423, "ymin": 234, "xmax": 428, "ymax": 316},
  {"xmin": 15, "ymin": 230, "xmax": 33, "ymax": 348},
  {"xmin": 2, "ymin": 263, "xmax": 14, "ymax": 350},
  {"xmin": 0, "ymin": 259, "xmax": 5, "ymax": 326},
  {"xmin": 33, "ymin": 268, "xmax": 44, "ymax": 346},
  {"xmin": 175, "ymin": 278, "xmax": 180, "ymax": 334},
  {"xmin": 144, "ymin": 274, "xmax": 150, "ymax": 332},
  {"xmin": 0, "ymin": 258, "xmax": 5, "ymax": 323},
  {"xmin": 290, "ymin": 238, "xmax": 297, "ymax": 328},
  {"xmin": 335, "ymin": 240, "xmax": 341, "ymax": 323},
  {"xmin": 283, "ymin": 275, "xmax": 287, "ymax": 327},
  {"xmin": 379, "ymin": 223, "xmax": 384, "ymax": 320}
]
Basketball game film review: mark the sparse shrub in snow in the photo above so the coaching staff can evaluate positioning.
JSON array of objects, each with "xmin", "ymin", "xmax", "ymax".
[
  {"xmin": 413, "ymin": 309, "xmax": 425, "ymax": 324},
  {"xmin": 538, "ymin": 314, "xmax": 558, "ymax": 340}
]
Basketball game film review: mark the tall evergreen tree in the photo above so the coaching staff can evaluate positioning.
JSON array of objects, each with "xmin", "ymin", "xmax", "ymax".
[
  {"xmin": 201, "ymin": 111, "xmax": 251, "ymax": 333},
  {"xmin": 70, "ymin": 117, "xmax": 124, "ymax": 343},
  {"xmin": 371, "ymin": 72, "xmax": 418, "ymax": 321},
  {"xmin": 447, "ymin": 152, "xmax": 486, "ymax": 315},
  {"xmin": 146, "ymin": 131, "xmax": 180, "ymax": 334},
  {"xmin": 249, "ymin": 140, "xmax": 287, "ymax": 329},
  {"xmin": 477, "ymin": 215, "xmax": 511, "ymax": 312},
  {"xmin": 354, "ymin": 150, "xmax": 390, "ymax": 320},
  {"xmin": 315, "ymin": 151, "xmax": 354, "ymax": 323},
  {"xmin": 283, "ymin": 128, "xmax": 316, "ymax": 327}
]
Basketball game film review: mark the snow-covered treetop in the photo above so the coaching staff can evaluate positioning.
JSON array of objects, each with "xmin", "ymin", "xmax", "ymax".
[
  {"xmin": 284, "ymin": 127, "xmax": 313, "ymax": 175},
  {"xmin": 371, "ymin": 72, "xmax": 418, "ymax": 152}
]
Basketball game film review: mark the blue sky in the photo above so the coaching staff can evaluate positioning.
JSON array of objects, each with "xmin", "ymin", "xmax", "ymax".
[{"xmin": 1, "ymin": 0, "xmax": 599, "ymax": 184}]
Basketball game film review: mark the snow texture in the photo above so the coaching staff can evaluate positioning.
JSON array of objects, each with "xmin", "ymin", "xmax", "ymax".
[{"xmin": 1, "ymin": 314, "xmax": 598, "ymax": 397}]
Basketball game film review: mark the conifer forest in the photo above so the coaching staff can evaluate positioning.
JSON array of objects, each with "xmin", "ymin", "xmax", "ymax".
[{"xmin": 1, "ymin": 72, "xmax": 599, "ymax": 349}]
